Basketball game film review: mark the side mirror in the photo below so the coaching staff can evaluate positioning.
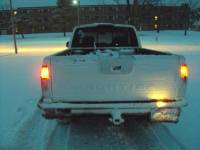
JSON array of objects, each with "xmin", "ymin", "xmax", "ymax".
[{"xmin": 66, "ymin": 41, "xmax": 69, "ymax": 48}]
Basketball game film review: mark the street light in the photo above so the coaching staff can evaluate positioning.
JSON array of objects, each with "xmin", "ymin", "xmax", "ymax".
[
  {"xmin": 9, "ymin": 0, "xmax": 18, "ymax": 54},
  {"xmin": 154, "ymin": 24, "xmax": 158, "ymax": 29},
  {"xmin": 73, "ymin": 0, "xmax": 80, "ymax": 26},
  {"xmin": 13, "ymin": 10, "xmax": 17, "ymax": 15},
  {"xmin": 154, "ymin": 15, "xmax": 159, "ymax": 33},
  {"xmin": 154, "ymin": 15, "xmax": 158, "ymax": 21},
  {"xmin": 73, "ymin": 0, "xmax": 78, "ymax": 5}
]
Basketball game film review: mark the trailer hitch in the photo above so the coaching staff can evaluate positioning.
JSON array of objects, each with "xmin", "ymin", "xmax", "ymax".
[{"xmin": 109, "ymin": 110, "xmax": 124, "ymax": 125}]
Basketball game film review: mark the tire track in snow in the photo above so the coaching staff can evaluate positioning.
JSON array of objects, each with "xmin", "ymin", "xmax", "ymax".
[
  {"xmin": 14, "ymin": 110, "xmax": 44, "ymax": 150},
  {"xmin": 13, "ymin": 108, "xmax": 71, "ymax": 150},
  {"xmin": 13, "ymin": 109, "xmax": 59, "ymax": 150},
  {"xmin": 126, "ymin": 118, "xmax": 187, "ymax": 150},
  {"xmin": 45, "ymin": 123, "xmax": 71, "ymax": 150},
  {"xmin": 124, "ymin": 117, "xmax": 165, "ymax": 150},
  {"xmin": 148, "ymin": 124, "xmax": 187, "ymax": 150}
]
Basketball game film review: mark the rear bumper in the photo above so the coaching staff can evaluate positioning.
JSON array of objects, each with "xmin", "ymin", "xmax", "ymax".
[
  {"xmin": 38, "ymin": 97, "xmax": 187, "ymax": 113},
  {"xmin": 37, "ymin": 98, "xmax": 187, "ymax": 123}
]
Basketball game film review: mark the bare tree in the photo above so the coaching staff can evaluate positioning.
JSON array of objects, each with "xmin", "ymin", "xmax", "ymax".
[
  {"xmin": 187, "ymin": 0, "xmax": 200, "ymax": 26},
  {"xmin": 188, "ymin": 0, "xmax": 200, "ymax": 9},
  {"xmin": 53, "ymin": 0, "xmax": 73, "ymax": 37},
  {"xmin": 173, "ymin": 0, "xmax": 200, "ymax": 35},
  {"xmin": 112, "ymin": 0, "xmax": 161, "ymax": 26},
  {"xmin": 112, "ymin": 0, "xmax": 134, "ymax": 24},
  {"xmin": 14, "ymin": 12, "xmax": 28, "ymax": 39}
]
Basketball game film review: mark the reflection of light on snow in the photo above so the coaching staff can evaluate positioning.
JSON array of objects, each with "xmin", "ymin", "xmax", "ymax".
[
  {"xmin": 0, "ymin": 44, "xmax": 65, "ymax": 55},
  {"xmin": 0, "ymin": 33, "xmax": 70, "ymax": 55}
]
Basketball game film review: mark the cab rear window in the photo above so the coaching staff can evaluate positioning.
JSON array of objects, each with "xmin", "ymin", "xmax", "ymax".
[{"xmin": 71, "ymin": 26, "xmax": 138, "ymax": 48}]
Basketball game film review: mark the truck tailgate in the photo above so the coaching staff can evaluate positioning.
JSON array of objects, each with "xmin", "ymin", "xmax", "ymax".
[{"xmin": 50, "ymin": 55, "xmax": 183, "ymax": 102}]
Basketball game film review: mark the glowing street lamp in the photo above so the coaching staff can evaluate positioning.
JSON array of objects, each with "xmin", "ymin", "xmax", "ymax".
[
  {"xmin": 154, "ymin": 15, "xmax": 158, "ymax": 21},
  {"xmin": 154, "ymin": 15, "xmax": 159, "ymax": 33},
  {"xmin": 154, "ymin": 24, "xmax": 158, "ymax": 29},
  {"xmin": 13, "ymin": 10, "xmax": 17, "ymax": 15},
  {"xmin": 73, "ymin": 0, "xmax": 78, "ymax": 5}
]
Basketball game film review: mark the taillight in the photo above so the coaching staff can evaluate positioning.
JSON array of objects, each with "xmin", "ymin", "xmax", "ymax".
[
  {"xmin": 41, "ymin": 65, "xmax": 49, "ymax": 80},
  {"xmin": 180, "ymin": 64, "xmax": 188, "ymax": 79},
  {"xmin": 41, "ymin": 65, "xmax": 49, "ymax": 90}
]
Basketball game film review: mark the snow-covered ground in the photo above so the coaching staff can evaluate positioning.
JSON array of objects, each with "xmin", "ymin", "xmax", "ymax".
[{"xmin": 0, "ymin": 31, "xmax": 200, "ymax": 150}]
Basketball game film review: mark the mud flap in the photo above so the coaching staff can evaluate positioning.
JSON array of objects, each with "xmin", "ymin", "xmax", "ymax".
[{"xmin": 150, "ymin": 108, "xmax": 180, "ymax": 123}]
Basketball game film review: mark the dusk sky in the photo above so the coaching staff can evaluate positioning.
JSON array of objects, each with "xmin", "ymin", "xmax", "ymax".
[{"xmin": 1, "ymin": 0, "xmax": 199, "ymax": 9}]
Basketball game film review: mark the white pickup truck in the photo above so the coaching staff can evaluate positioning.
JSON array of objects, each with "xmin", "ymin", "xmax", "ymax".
[{"xmin": 38, "ymin": 23, "xmax": 188, "ymax": 125}]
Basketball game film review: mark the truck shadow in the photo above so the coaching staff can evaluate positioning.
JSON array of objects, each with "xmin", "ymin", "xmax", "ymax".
[{"xmin": 67, "ymin": 115, "xmax": 187, "ymax": 150}]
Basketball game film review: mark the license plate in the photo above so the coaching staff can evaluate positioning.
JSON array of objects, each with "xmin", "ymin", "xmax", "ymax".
[{"xmin": 151, "ymin": 108, "xmax": 180, "ymax": 122}]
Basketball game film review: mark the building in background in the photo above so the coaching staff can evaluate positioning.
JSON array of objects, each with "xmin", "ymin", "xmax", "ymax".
[
  {"xmin": 0, "ymin": 4, "xmax": 190, "ymax": 34},
  {"xmin": 0, "ymin": 9, "xmax": 10, "ymax": 34}
]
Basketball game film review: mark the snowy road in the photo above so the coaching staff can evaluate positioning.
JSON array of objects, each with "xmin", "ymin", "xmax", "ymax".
[{"xmin": 1, "ymin": 31, "xmax": 200, "ymax": 149}]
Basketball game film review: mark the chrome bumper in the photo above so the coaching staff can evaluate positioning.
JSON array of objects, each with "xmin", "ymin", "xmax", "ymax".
[
  {"xmin": 37, "ymin": 97, "xmax": 187, "ymax": 123},
  {"xmin": 38, "ymin": 97, "xmax": 187, "ymax": 110}
]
